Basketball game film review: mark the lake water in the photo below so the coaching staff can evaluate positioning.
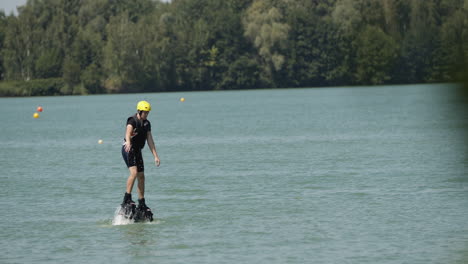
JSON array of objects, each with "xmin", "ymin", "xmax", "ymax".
[{"xmin": 1, "ymin": 84, "xmax": 467, "ymax": 263}]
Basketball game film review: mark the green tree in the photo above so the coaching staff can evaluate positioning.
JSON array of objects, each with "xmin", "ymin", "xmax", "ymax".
[
  {"xmin": 3, "ymin": 4, "xmax": 40, "ymax": 81},
  {"xmin": 332, "ymin": 0, "xmax": 362, "ymax": 33},
  {"xmin": 219, "ymin": 55, "xmax": 261, "ymax": 90},
  {"xmin": 103, "ymin": 13, "xmax": 137, "ymax": 92},
  {"xmin": 438, "ymin": 6, "xmax": 468, "ymax": 81},
  {"xmin": 62, "ymin": 55, "xmax": 81, "ymax": 94},
  {"xmin": 286, "ymin": 2, "xmax": 351, "ymax": 87},
  {"xmin": 354, "ymin": 25, "xmax": 399, "ymax": 84},
  {"xmin": 399, "ymin": 0, "xmax": 440, "ymax": 83},
  {"xmin": 0, "ymin": 11, "xmax": 7, "ymax": 80},
  {"xmin": 35, "ymin": 49, "xmax": 62, "ymax": 78},
  {"xmin": 243, "ymin": 0, "xmax": 290, "ymax": 87}
]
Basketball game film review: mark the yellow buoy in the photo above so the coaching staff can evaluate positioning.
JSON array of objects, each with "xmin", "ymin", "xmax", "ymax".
[
  {"xmin": 98, "ymin": 139, "xmax": 103, "ymax": 144},
  {"xmin": 180, "ymin": 97, "xmax": 185, "ymax": 102},
  {"xmin": 33, "ymin": 112, "xmax": 40, "ymax": 118}
]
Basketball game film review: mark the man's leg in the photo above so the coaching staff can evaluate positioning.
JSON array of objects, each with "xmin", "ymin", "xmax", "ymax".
[
  {"xmin": 120, "ymin": 166, "xmax": 138, "ymax": 217},
  {"xmin": 126, "ymin": 166, "xmax": 139, "ymax": 194},
  {"xmin": 136, "ymin": 172, "xmax": 145, "ymax": 199},
  {"xmin": 135, "ymin": 172, "xmax": 153, "ymax": 221}
]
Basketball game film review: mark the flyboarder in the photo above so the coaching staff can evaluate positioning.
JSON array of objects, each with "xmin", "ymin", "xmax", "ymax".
[{"xmin": 120, "ymin": 100, "xmax": 160, "ymax": 221}]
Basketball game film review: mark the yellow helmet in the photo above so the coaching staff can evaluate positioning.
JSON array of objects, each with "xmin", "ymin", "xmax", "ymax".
[{"xmin": 136, "ymin": 101, "xmax": 151, "ymax": 111}]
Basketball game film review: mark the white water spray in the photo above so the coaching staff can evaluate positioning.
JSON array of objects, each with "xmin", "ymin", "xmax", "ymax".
[{"xmin": 112, "ymin": 206, "xmax": 134, "ymax": 225}]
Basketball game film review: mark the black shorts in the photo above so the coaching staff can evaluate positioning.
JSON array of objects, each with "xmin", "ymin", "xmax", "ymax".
[{"xmin": 122, "ymin": 145, "xmax": 144, "ymax": 172}]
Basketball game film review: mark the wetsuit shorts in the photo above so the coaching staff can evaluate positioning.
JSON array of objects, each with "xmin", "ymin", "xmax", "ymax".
[{"xmin": 122, "ymin": 145, "xmax": 144, "ymax": 172}]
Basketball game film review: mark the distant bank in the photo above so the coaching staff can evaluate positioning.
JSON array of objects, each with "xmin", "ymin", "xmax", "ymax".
[
  {"xmin": 0, "ymin": 78, "xmax": 457, "ymax": 97},
  {"xmin": 1, "ymin": 0, "xmax": 467, "ymax": 97}
]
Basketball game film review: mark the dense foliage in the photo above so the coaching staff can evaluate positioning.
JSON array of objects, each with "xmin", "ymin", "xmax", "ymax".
[{"xmin": 0, "ymin": 0, "xmax": 467, "ymax": 96}]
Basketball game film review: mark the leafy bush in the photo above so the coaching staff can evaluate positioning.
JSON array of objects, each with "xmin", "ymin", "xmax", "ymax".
[{"xmin": 0, "ymin": 78, "xmax": 65, "ymax": 97}]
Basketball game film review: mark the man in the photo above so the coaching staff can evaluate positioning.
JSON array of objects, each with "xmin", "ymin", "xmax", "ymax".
[{"xmin": 121, "ymin": 100, "xmax": 160, "ymax": 221}]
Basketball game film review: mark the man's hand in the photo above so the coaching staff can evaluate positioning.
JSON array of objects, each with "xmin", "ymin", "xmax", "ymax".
[
  {"xmin": 155, "ymin": 156, "xmax": 160, "ymax": 167},
  {"xmin": 124, "ymin": 142, "xmax": 132, "ymax": 153}
]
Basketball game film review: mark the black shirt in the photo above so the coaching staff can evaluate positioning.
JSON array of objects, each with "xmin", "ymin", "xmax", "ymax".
[{"xmin": 125, "ymin": 114, "xmax": 151, "ymax": 149}]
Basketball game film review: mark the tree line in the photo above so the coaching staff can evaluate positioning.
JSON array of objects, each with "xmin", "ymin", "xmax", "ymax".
[{"xmin": 0, "ymin": 0, "xmax": 467, "ymax": 96}]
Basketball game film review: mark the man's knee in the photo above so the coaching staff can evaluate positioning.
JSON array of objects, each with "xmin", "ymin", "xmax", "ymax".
[
  {"xmin": 128, "ymin": 167, "xmax": 139, "ymax": 178},
  {"xmin": 137, "ymin": 172, "xmax": 145, "ymax": 180}
]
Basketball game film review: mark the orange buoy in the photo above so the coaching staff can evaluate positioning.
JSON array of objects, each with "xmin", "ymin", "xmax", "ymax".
[{"xmin": 37, "ymin": 106, "xmax": 43, "ymax": 112}]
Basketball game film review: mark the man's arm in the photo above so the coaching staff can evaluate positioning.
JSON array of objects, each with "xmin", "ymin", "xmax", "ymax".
[
  {"xmin": 147, "ymin": 131, "xmax": 160, "ymax": 167},
  {"xmin": 124, "ymin": 124, "xmax": 133, "ymax": 152}
]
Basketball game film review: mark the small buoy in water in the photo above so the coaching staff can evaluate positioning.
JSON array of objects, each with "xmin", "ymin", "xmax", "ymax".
[
  {"xmin": 180, "ymin": 97, "xmax": 185, "ymax": 102},
  {"xmin": 33, "ymin": 112, "xmax": 39, "ymax": 118},
  {"xmin": 98, "ymin": 139, "xmax": 103, "ymax": 144},
  {"xmin": 37, "ymin": 106, "xmax": 43, "ymax": 112}
]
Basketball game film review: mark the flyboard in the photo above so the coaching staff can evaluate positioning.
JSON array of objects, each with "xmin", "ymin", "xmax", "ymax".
[{"xmin": 113, "ymin": 200, "xmax": 153, "ymax": 225}]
